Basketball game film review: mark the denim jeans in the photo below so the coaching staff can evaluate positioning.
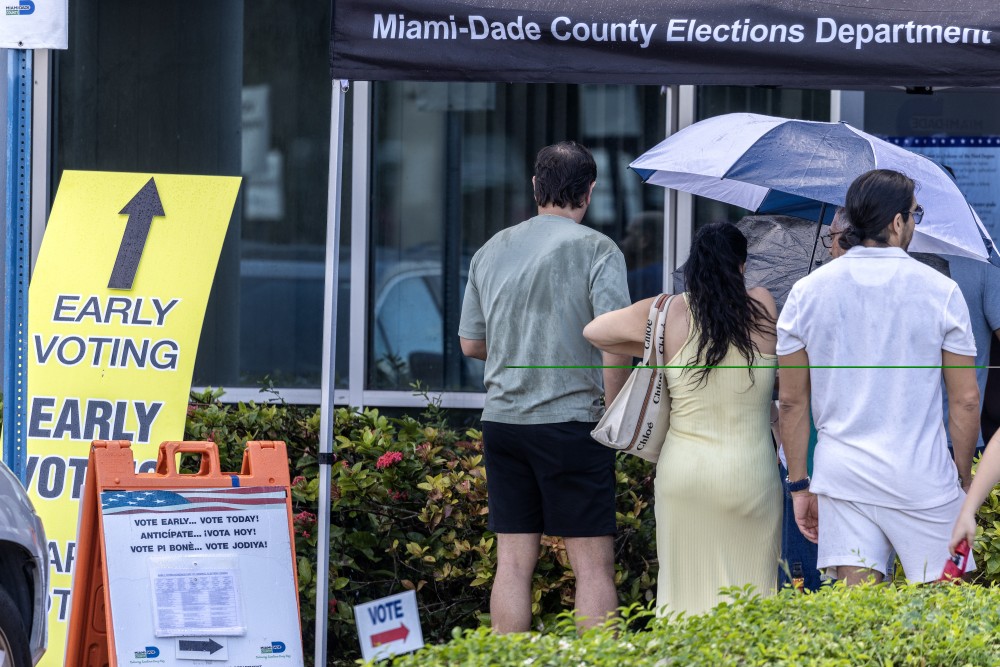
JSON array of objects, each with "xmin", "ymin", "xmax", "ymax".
[{"xmin": 778, "ymin": 463, "xmax": 822, "ymax": 591}]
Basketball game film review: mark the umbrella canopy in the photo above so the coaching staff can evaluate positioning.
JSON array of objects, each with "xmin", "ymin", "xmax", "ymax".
[
  {"xmin": 631, "ymin": 113, "xmax": 994, "ymax": 261},
  {"xmin": 672, "ymin": 215, "xmax": 831, "ymax": 311},
  {"xmin": 671, "ymin": 216, "xmax": 953, "ymax": 312}
]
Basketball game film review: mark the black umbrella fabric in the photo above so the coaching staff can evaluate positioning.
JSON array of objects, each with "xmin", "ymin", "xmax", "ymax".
[{"xmin": 672, "ymin": 215, "xmax": 831, "ymax": 311}]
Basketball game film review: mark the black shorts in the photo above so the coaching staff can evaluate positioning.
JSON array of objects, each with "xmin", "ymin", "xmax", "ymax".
[{"xmin": 481, "ymin": 420, "xmax": 616, "ymax": 537}]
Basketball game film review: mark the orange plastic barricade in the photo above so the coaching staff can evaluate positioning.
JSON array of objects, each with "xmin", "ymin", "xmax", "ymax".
[{"xmin": 65, "ymin": 440, "xmax": 303, "ymax": 667}]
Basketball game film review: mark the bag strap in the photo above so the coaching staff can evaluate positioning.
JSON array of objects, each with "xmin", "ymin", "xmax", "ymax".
[
  {"xmin": 642, "ymin": 294, "xmax": 673, "ymax": 366},
  {"xmin": 654, "ymin": 294, "xmax": 676, "ymax": 370}
]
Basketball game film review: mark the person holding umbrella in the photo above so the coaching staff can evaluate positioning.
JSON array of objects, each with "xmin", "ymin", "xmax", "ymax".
[
  {"xmin": 824, "ymin": 207, "xmax": 853, "ymax": 260},
  {"xmin": 776, "ymin": 207, "xmax": 856, "ymax": 592},
  {"xmin": 777, "ymin": 169, "xmax": 981, "ymax": 585}
]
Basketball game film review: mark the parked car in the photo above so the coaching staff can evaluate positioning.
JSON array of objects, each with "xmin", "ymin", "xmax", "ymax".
[
  {"xmin": 0, "ymin": 460, "xmax": 47, "ymax": 666},
  {"xmin": 239, "ymin": 246, "xmax": 484, "ymax": 391}
]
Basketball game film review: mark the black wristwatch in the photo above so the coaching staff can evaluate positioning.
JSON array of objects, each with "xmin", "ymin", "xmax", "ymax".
[{"xmin": 785, "ymin": 475, "xmax": 811, "ymax": 493}]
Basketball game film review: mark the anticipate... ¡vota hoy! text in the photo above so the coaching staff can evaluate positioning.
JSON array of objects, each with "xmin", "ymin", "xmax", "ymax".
[{"xmin": 371, "ymin": 14, "xmax": 993, "ymax": 51}]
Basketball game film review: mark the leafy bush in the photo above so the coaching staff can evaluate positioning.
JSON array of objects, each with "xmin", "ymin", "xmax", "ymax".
[
  {"xmin": 969, "ymin": 458, "xmax": 1000, "ymax": 585},
  {"xmin": 386, "ymin": 583, "xmax": 1000, "ymax": 666},
  {"xmin": 177, "ymin": 391, "xmax": 1000, "ymax": 665},
  {"xmin": 183, "ymin": 390, "xmax": 657, "ymax": 665}
]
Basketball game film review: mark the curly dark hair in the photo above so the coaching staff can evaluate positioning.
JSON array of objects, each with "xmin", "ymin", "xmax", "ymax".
[
  {"xmin": 682, "ymin": 222, "xmax": 774, "ymax": 385},
  {"xmin": 532, "ymin": 141, "xmax": 596, "ymax": 209}
]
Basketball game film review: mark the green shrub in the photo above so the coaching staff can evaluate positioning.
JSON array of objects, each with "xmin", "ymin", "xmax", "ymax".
[
  {"xmin": 173, "ymin": 391, "xmax": 1000, "ymax": 664},
  {"xmin": 386, "ymin": 583, "xmax": 1000, "ymax": 666},
  {"xmin": 970, "ymin": 457, "xmax": 1000, "ymax": 585},
  {"xmin": 183, "ymin": 390, "xmax": 657, "ymax": 665}
]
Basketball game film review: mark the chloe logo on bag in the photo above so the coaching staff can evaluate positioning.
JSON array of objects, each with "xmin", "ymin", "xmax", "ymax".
[{"xmin": 637, "ymin": 420, "xmax": 654, "ymax": 449}]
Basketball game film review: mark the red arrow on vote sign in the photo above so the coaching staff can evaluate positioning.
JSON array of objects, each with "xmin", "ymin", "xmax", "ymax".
[{"xmin": 371, "ymin": 623, "xmax": 410, "ymax": 647}]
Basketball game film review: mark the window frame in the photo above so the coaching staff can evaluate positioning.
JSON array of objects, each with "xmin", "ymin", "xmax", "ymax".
[{"xmin": 31, "ymin": 68, "xmax": 844, "ymax": 407}]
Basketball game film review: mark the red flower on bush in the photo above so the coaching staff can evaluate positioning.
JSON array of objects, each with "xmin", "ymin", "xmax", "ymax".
[
  {"xmin": 294, "ymin": 510, "xmax": 317, "ymax": 526},
  {"xmin": 376, "ymin": 451, "xmax": 404, "ymax": 469},
  {"xmin": 389, "ymin": 490, "xmax": 409, "ymax": 502},
  {"xmin": 292, "ymin": 475, "xmax": 306, "ymax": 487}
]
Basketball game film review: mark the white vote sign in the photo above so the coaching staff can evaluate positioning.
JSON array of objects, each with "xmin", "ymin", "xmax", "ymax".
[
  {"xmin": 100, "ymin": 487, "xmax": 304, "ymax": 666},
  {"xmin": 354, "ymin": 590, "xmax": 425, "ymax": 662}
]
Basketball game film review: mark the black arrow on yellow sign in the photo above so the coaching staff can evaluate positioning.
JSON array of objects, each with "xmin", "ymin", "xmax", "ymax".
[{"xmin": 108, "ymin": 177, "xmax": 165, "ymax": 290}]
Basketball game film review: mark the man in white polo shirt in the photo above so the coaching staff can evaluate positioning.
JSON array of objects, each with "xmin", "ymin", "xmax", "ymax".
[{"xmin": 777, "ymin": 169, "xmax": 981, "ymax": 584}]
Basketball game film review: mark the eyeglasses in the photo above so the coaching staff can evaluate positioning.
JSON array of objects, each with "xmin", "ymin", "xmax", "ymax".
[
  {"xmin": 820, "ymin": 231, "xmax": 842, "ymax": 249},
  {"xmin": 904, "ymin": 204, "xmax": 924, "ymax": 225}
]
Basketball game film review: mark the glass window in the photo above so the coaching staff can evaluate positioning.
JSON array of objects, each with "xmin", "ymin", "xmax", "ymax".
[
  {"xmin": 53, "ymin": 0, "xmax": 341, "ymax": 390},
  {"xmin": 368, "ymin": 82, "xmax": 666, "ymax": 392},
  {"xmin": 693, "ymin": 87, "xmax": 831, "ymax": 230},
  {"xmin": 863, "ymin": 89, "xmax": 1000, "ymax": 244}
]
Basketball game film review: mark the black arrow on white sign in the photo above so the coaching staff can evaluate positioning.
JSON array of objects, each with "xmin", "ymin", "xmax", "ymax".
[
  {"xmin": 178, "ymin": 638, "xmax": 224, "ymax": 654},
  {"xmin": 108, "ymin": 177, "xmax": 165, "ymax": 290}
]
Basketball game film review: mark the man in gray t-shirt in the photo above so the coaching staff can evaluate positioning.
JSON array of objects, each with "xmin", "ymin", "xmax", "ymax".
[{"xmin": 459, "ymin": 141, "xmax": 631, "ymax": 633}]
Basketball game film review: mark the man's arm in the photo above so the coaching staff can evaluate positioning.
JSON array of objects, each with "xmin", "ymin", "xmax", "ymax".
[
  {"xmin": 602, "ymin": 352, "xmax": 632, "ymax": 405},
  {"xmin": 778, "ymin": 349, "xmax": 817, "ymax": 543},
  {"xmin": 460, "ymin": 337, "xmax": 487, "ymax": 361},
  {"xmin": 943, "ymin": 351, "xmax": 980, "ymax": 490}
]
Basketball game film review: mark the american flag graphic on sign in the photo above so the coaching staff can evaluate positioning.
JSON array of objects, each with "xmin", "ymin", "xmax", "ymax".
[{"xmin": 101, "ymin": 487, "xmax": 287, "ymax": 515}]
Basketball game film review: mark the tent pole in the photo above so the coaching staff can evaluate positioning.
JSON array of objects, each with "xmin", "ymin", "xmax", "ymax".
[
  {"xmin": 4, "ymin": 49, "xmax": 32, "ymax": 483},
  {"xmin": 315, "ymin": 78, "xmax": 349, "ymax": 666},
  {"xmin": 662, "ymin": 85, "xmax": 678, "ymax": 293}
]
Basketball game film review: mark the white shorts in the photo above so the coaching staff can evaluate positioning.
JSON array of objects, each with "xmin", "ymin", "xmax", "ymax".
[{"xmin": 816, "ymin": 493, "xmax": 976, "ymax": 583}]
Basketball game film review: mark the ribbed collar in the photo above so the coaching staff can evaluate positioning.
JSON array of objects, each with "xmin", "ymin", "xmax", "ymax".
[{"xmin": 843, "ymin": 246, "xmax": 910, "ymax": 259}]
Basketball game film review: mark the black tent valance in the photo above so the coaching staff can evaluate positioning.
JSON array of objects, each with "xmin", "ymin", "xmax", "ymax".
[{"xmin": 330, "ymin": 0, "xmax": 1000, "ymax": 87}]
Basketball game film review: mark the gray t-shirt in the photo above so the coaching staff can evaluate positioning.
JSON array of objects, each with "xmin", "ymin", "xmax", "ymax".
[
  {"xmin": 458, "ymin": 214, "xmax": 631, "ymax": 424},
  {"xmin": 940, "ymin": 254, "xmax": 1000, "ymax": 449}
]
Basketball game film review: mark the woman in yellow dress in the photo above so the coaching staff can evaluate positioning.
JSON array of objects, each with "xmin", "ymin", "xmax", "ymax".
[{"xmin": 585, "ymin": 221, "xmax": 781, "ymax": 615}]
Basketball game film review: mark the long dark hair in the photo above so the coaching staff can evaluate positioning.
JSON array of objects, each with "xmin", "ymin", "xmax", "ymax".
[{"xmin": 682, "ymin": 222, "xmax": 773, "ymax": 385}]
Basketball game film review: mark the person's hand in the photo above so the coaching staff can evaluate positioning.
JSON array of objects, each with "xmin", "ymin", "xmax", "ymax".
[
  {"xmin": 792, "ymin": 491, "xmax": 818, "ymax": 544},
  {"xmin": 949, "ymin": 509, "xmax": 977, "ymax": 555},
  {"xmin": 960, "ymin": 475, "xmax": 972, "ymax": 494}
]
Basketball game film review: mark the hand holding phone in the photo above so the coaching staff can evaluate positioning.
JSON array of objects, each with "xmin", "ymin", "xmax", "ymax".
[{"xmin": 939, "ymin": 538, "xmax": 970, "ymax": 583}]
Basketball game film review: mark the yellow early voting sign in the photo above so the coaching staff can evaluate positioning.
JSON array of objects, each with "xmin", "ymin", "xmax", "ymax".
[{"xmin": 26, "ymin": 171, "xmax": 240, "ymax": 667}]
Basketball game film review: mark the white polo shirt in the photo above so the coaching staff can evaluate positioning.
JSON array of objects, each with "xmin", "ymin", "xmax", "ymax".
[{"xmin": 777, "ymin": 246, "xmax": 976, "ymax": 509}]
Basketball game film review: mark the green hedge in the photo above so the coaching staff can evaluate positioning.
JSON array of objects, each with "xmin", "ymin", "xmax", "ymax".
[
  {"xmin": 182, "ymin": 389, "xmax": 656, "ymax": 665},
  {"xmin": 177, "ymin": 390, "xmax": 1000, "ymax": 666},
  {"xmin": 386, "ymin": 583, "xmax": 1000, "ymax": 666}
]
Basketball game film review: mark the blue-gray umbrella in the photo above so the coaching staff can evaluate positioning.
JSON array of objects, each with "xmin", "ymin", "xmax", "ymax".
[{"xmin": 631, "ymin": 112, "xmax": 994, "ymax": 261}]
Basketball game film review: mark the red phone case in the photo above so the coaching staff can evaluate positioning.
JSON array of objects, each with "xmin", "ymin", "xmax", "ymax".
[{"xmin": 939, "ymin": 539, "xmax": 970, "ymax": 583}]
